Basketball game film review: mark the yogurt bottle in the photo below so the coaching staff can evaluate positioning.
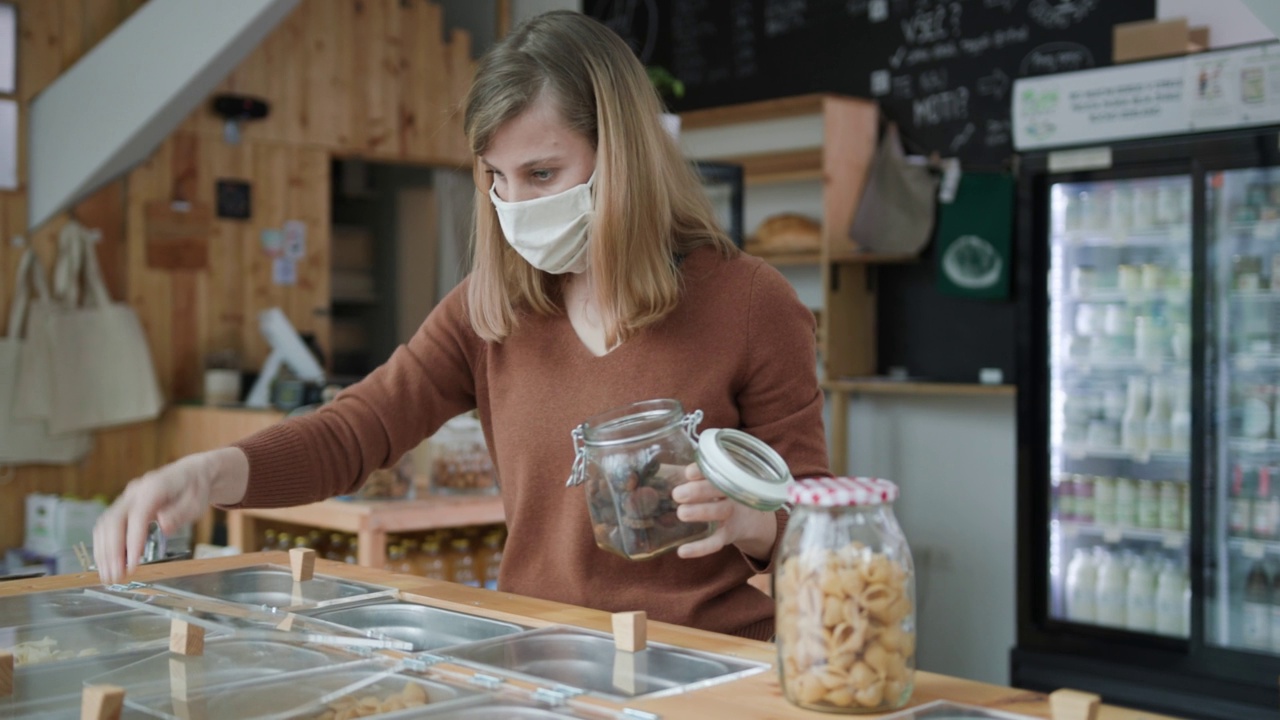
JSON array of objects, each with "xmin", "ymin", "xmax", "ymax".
[
  {"xmin": 1095, "ymin": 549, "xmax": 1128, "ymax": 628},
  {"xmin": 1125, "ymin": 554, "xmax": 1157, "ymax": 633},
  {"xmin": 1155, "ymin": 560, "xmax": 1188, "ymax": 637},
  {"xmin": 1065, "ymin": 547, "xmax": 1097, "ymax": 623}
]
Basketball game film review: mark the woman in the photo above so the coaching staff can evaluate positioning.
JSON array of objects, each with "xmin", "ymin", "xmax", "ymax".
[{"xmin": 93, "ymin": 11, "xmax": 827, "ymax": 641}]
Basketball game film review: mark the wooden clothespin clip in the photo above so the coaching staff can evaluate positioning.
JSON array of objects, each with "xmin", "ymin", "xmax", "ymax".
[
  {"xmin": 169, "ymin": 619, "xmax": 205, "ymax": 657},
  {"xmin": 275, "ymin": 613, "xmax": 296, "ymax": 632},
  {"xmin": 0, "ymin": 651, "xmax": 13, "ymax": 697},
  {"xmin": 1049, "ymin": 688, "xmax": 1101, "ymax": 720},
  {"xmin": 612, "ymin": 611, "xmax": 647, "ymax": 653},
  {"xmin": 289, "ymin": 547, "xmax": 315, "ymax": 582},
  {"xmin": 81, "ymin": 684, "xmax": 125, "ymax": 720}
]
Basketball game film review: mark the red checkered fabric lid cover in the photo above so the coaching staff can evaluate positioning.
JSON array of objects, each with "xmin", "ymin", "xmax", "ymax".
[{"xmin": 788, "ymin": 476, "xmax": 899, "ymax": 507}]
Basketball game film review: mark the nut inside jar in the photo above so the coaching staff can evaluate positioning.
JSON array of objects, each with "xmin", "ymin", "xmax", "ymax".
[{"xmin": 586, "ymin": 453, "xmax": 712, "ymax": 560}]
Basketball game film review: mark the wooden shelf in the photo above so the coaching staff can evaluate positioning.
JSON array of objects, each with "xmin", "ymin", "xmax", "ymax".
[
  {"xmin": 680, "ymin": 93, "xmax": 831, "ymax": 129},
  {"xmin": 747, "ymin": 250, "xmax": 920, "ymax": 267},
  {"xmin": 747, "ymin": 250, "xmax": 820, "ymax": 267},
  {"xmin": 227, "ymin": 494, "xmax": 506, "ymax": 568},
  {"xmin": 822, "ymin": 380, "xmax": 1016, "ymax": 397},
  {"xmin": 718, "ymin": 148, "xmax": 822, "ymax": 185}
]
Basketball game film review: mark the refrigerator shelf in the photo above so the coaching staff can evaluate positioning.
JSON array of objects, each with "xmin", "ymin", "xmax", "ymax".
[
  {"xmin": 1065, "ymin": 289, "xmax": 1191, "ymax": 304},
  {"xmin": 1058, "ymin": 358, "xmax": 1188, "ymax": 375},
  {"xmin": 1227, "ymin": 220, "xmax": 1280, "ymax": 241},
  {"xmin": 1229, "ymin": 354, "xmax": 1280, "ymax": 371},
  {"xmin": 1059, "ymin": 521, "xmax": 1188, "ymax": 548},
  {"xmin": 1226, "ymin": 537, "xmax": 1280, "ymax": 559},
  {"xmin": 1055, "ymin": 228, "xmax": 1191, "ymax": 247},
  {"xmin": 1226, "ymin": 438, "xmax": 1280, "ymax": 454},
  {"xmin": 1058, "ymin": 445, "xmax": 1189, "ymax": 463}
]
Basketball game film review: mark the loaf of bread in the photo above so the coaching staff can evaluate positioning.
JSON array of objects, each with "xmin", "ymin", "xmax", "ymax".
[{"xmin": 748, "ymin": 213, "xmax": 821, "ymax": 255}]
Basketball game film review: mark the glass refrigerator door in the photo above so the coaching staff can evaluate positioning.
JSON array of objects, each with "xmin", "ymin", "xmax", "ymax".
[
  {"xmin": 1047, "ymin": 176, "xmax": 1193, "ymax": 637},
  {"xmin": 1208, "ymin": 167, "xmax": 1280, "ymax": 656}
]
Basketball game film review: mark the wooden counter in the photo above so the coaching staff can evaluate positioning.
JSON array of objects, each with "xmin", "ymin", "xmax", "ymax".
[{"xmin": 0, "ymin": 553, "xmax": 1180, "ymax": 720}]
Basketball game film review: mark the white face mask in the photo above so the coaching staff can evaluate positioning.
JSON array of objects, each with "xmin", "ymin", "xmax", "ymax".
[{"xmin": 489, "ymin": 173, "xmax": 594, "ymax": 274}]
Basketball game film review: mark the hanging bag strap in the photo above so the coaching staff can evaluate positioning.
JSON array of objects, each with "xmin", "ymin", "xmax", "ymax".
[
  {"xmin": 53, "ymin": 220, "xmax": 110, "ymax": 309},
  {"xmin": 7, "ymin": 248, "xmax": 52, "ymax": 340}
]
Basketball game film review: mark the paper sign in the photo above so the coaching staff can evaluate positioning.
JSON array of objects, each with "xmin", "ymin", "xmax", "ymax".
[
  {"xmin": 1102, "ymin": 528, "xmax": 1123, "ymax": 544},
  {"xmin": 283, "ymin": 220, "xmax": 307, "ymax": 261},
  {"xmin": 1243, "ymin": 540, "xmax": 1266, "ymax": 559},
  {"xmin": 272, "ymin": 257, "xmax": 297, "ymax": 286},
  {"xmin": 260, "ymin": 228, "xmax": 283, "ymax": 258}
]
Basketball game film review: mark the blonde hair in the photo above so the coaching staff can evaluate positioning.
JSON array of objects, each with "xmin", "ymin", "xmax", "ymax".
[{"xmin": 463, "ymin": 10, "xmax": 738, "ymax": 344}]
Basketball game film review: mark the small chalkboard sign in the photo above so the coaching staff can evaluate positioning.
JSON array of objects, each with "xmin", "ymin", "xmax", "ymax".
[{"xmin": 587, "ymin": 0, "xmax": 1156, "ymax": 167}]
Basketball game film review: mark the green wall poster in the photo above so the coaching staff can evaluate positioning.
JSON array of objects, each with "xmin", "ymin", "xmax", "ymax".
[{"xmin": 936, "ymin": 173, "xmax": 1014, "ymax": 300}]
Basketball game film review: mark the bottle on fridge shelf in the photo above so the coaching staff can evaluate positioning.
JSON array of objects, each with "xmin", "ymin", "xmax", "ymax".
[
  {"xmin": 1244, "ymin": 561, "xmax": 1272, "ymax": 650},
  {"xmin": 1169, "ymin": 385, "xmax": 1191, "ymax": 454},
  {"xmin": 1145, "ymin": 379, "xmax": 1172, "ymax": 452},
  {"xmin": 1155, "ymin": 559, "xmax": 1188, "ymax": 637},
  {"xmin": 1231, "ymin": 465, "xmax": 1256, "ymax": 537},
  {"xmin": 1159, "ymin": 481, "xmax": 1182, "ymax": 532},
  {"xmin": 1095, "ymin": 549, "xmax": 1128, "ymax": 628},
  {"xmin": 1115, "ymin": 477, "xmax": 1138, "ymax": 528},
  {"xmin": 1053, "ymin": 475, "xmax": 1070, "ymax": 521},
  {"xmin": 1104, "ymin": 304, "xmax": 1134, "ymax": 360},
  {"xmin": 1104, "ymin": 385, "xmax": 1126, "ymax": 422},
  {"xmin": 1254, "ymin": 467, "xmax": 1278, "ymax": 540},
  {"xmin": 1133, "ymin": 185, "xmax": 1157, "ymax": 231},
  {"xmin": 308, "ymin": 530, "xmax": 325, "ymax": 558},
  {"xmin": 450, "ymin": 538, "xmax": 479, "ymax": 587},
  {"xmin": 1111, "ymin": 184, "xmax": 1132, "ymax": 234},
  {"xmin": 1270, "ymin": 563, "xmax": 1280, "ymax": 653},
  {"xmin": 1125, "ymin": 554, "xmax": 1157, "ymax": 633},
  {"xmin": 1122, "ymin": 377, "xmax": 1148, "ymax": 455},
  {"xmin": 345, "ymin": 538, "xmax": 359, "ymax": 565},
  {"xmin": 1065, "ymin": 547, "xmax": 1098, "ymax": 623},
  {"xmin": 1094, "ymin": 476, "xmax": 1117, "ymax": 526},
  {"xmin": 1240, "ymin": 383, "xmax": 1274, "ymax": 439},
  {"xmin": 1137, "ymin": 480, "xmax": 1161, "ymax": 530},
  {"xmin": 275, "ymin": 532, "xmax": 292, "ymax": 553},
  {"xmin": 292, "ymin": 534, "xmax": 309, "ymax": 551},
  {"xmin": 1180, "ymin": 482, "xmax": 1191, "ymax": 533},
  {"xmin": 385, "ymin": 544, "xmax": 403, "ymax": 572},
  {"xmin": 1075, "ymin": 475, "xmax": 1095, "ymax": 524}
]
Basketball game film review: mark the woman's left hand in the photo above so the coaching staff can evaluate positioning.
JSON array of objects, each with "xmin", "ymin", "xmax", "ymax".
[{"xmin": 671, "ymin": 463, "xmax": 778, "ymax": 560}]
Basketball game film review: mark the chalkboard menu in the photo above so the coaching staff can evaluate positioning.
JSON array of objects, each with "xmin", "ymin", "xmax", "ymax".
[{"xmin": 587, "ymin": 0, "xmax": 1155, "ymax": 166}]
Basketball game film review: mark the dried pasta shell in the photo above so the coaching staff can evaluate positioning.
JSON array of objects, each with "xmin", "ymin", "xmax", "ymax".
[
  {"xmin": 864, "ymin": 642, "xmax": 891, "ymax": 677},
  {"xmin": 854, "ymin": 679, "xmax": 885, "ymax": 708},
  {"xmin": 820, "ymin": 569, "xmax": 846, "ymax": 597},
  {"xmin": 885, "ymin": 650, "xmax": 909, "ymax": 681},
  {"xmin": 878, "ymin": 623, "xmax": 905, "ymax": 652},
  {"xmin": 884, "ymin": 595, "xmax": 913, "ymax": 624},
  {"xmin": 797, "ymin": 670, "xmax": 828, "ymax": 704},
  {"xmin": 836, "ymin": 567, "xmax": 865, "ymax": 598},
  {"xmin": 861, "ymin": 583, "xmax": 898, "ymax": 619},
  {"xmin": 402, "ymin": 682, "xmax": 428, "ymax": 705},
  {"xmin": 863, "ymin": 555, "xmax": 892, "ymax": 585},
  {"xmin": 849, "ymin": 661, "xmax": 877, "ymax": 688},
  {"xmin": 824, "ymin": 686, "xmax": 856, "ymax": 708},
  {"xmin": 822, "ymin": 595, "xmax": 844, "ymax": 627},
  {"xmin": 902, "ymin": 631, "xmax": 917, "ymax": 658},
  {"xmin": 818, "ymin": 665, "xmax": 847, "ymax": 690},
  {"xmin": 884, "ymin": 679, "xmax": 908, "ymax": 705}
]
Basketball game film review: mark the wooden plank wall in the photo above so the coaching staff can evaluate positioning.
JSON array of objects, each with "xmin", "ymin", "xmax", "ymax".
[{"xmin": 0, "ymin": 0, "xmax": 476, "ymax": 551}]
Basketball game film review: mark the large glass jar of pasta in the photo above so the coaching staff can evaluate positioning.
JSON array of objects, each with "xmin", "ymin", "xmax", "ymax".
[
  {"xmin": 566, "ymin": 398, "xmax": 793, "ymax": 560},
  {"xmin": 776, "ymin": 477, "xmax": 916, "ymax": 713}
]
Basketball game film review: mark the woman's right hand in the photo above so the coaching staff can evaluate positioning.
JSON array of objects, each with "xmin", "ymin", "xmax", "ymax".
[{"xmin": 93, "ymin": 447, "xmax": 250, "ymax": 585}]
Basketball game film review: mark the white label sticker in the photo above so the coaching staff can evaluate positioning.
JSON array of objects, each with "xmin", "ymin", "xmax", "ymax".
[
  {"xmin": 1103, "ymin": 528, "xmax": 1123, "ymax": 544},
  {"xmin": 1048, "ymin": 146, "xmax": 1114, "ymax": 173},
  {"xmin": 272, "ymin": 257, "xmax": 297, "ymax": 286},
  {"xmin": 1244, "ymin": 540, "xmax": 1266, "ymax": 559},
  {"xmin": 1163, "ymin": 533, "xmax": 1185, "ymax": 549}
]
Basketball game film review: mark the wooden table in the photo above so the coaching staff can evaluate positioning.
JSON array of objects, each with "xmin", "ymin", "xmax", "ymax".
[
  {"xmin": 0, "ymin": 553, "xmax": 1181, "ymax": 719},
  {"xmin": 227, "ymin": 496, "xmax": 506, "ymax": 567}
]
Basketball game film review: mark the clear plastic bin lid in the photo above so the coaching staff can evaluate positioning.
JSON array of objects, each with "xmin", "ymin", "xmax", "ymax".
[
  {"xmin": 0, "ymin": 588, "xmax": 133, "ymax": 629},
  {"xmin": 1, "ymin": 610, "xmax": 179, "ymax": 669},
  {"xmin": 84, "ymin": 584, "xmax": 411, "ymax": 651},
  {"xmin": 401, "ymin": 694, "xmax": 631, "ymax": 719},
  {"xmin": 84, "ymin": 638, "xmax": 362, "ymax": 702},
  {"xmin": 118, "ymin": 657, "xmax": 481, "ymax": 720},
  {"xmin": 0, "ymin": 648, "xmax": 157, "ymax": 718},
  {"xmin": 149, "ymin": 564, "xmax": 393, "ymax": 611}
]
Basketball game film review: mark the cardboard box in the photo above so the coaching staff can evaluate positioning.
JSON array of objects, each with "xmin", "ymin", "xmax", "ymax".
[{"xmin": 1114, "ymin": 18, "xmax": 1210, "ymax": 64}]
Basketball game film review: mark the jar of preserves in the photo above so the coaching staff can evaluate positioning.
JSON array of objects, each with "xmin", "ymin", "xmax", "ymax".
[
  {"xmin": 428, "ymin": 415, "xmax": 498, "ymax": 495},
  {"xmin": 776, "ymin": 477, "xmax": 915, "ymax": 713},
  {"xmin": 566, "ymin": 398, "xmax": 793, "ymax": 560}
]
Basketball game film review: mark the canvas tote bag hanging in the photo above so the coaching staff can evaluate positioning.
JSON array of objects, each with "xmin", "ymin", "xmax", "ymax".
[
  {"xmin": 0, "ymin": 249, "xmax": 93, "ymax": 464},
  {"xmin": 45, "ymin": 221, "xmax": 164, "ymax": 434},
  {"xmin": 847, "ymin": 122, "xmax": 940, "ymax": 256}
]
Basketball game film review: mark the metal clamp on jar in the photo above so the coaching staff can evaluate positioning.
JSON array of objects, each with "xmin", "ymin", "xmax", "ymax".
[{"xmin": 565, "ymin": 398, "xmax": 793, "ymax": 561}]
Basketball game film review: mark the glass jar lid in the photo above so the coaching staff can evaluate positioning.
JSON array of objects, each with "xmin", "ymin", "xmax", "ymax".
[
  {"xmin": 696, "ymin": 428, "xmax": 793, "ymax": 512},
  {"xmin": 788, "ymin": 476, "xmax": 899, "ymax": 507}
]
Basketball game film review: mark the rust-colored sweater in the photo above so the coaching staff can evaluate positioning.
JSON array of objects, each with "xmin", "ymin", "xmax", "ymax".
[{"xmin": 232, "ymin": 247, "xmax": 829, "ymax": 641}]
